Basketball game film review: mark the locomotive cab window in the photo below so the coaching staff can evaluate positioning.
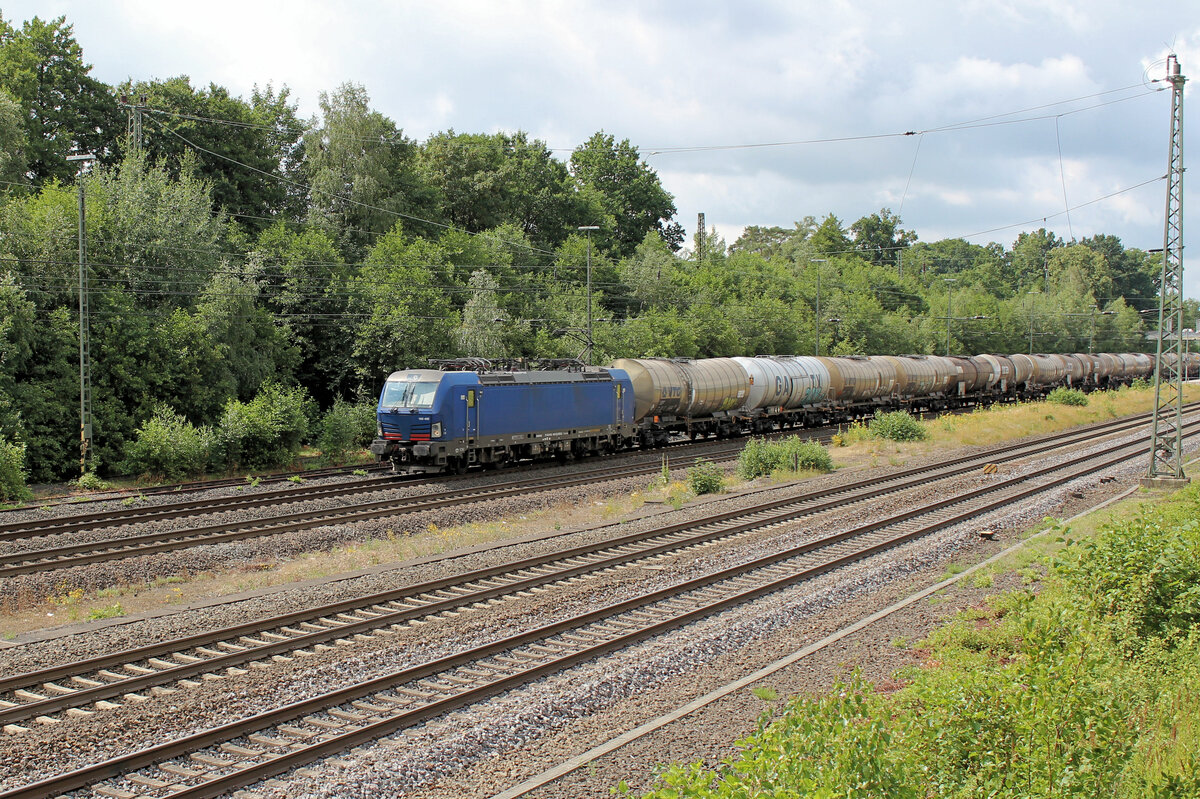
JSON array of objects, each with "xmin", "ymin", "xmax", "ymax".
[{"xmin": 381, "ymin": 381, "xmax": 439, "ymax": 409}]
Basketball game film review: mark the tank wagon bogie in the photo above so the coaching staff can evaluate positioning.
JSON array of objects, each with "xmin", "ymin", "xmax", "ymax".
[{"xmin": 371, "ymin": 350, "xmax": 1158, "ymax": 474}]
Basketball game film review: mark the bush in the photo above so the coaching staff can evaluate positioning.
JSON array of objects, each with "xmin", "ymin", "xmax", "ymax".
[
  {"xmin": 868, "ymin": 410, "xmax": 927, "ymax": 442},
  {"xmin": 121, "ymin": 406, "xmax": 216, "ymax": 479},
  {"xmin": 74, "ymin": 470, "xmax": 111, "ymax": 491},
  {"xmin": 1047, "ymin": 387, "xmax": 1089, "ymax": 406},
  {"xmin": 736, "ymin": 436, "xmax": 833, "ymax": 479},
  {"xmin": 686, "ymin": 458, "xmax": 724, "ymax": 495},
  {"xmin": 319, "ymin": 399, "xmax": 378, "ymax": 464},
  {"xmin": 1055, "ymin": 489, "xmax": 1200, "ymax": 648},
  {"xmin": 0, "ymin": 433, "xmax": 31, "ymax": 503},
  {"xmin": 217, "ymin": 382, "xmax": 315, "ymax": 471}
]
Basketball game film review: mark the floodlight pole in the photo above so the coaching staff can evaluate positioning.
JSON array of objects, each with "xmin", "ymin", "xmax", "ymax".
[{"xmin": 1144, "ymin": 54, "xmax": 1189, "ymax": 487}]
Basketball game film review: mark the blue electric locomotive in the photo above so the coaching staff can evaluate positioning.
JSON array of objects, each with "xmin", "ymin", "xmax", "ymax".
[{"xmin": 370, "ymin": 364, "xmax": 636, "ymax": 474}]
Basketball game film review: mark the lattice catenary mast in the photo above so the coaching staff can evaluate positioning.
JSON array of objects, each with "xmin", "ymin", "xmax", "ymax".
[{"xmin": 1143, "ymin": 54, "xmax": 1190, "ymax": 488}]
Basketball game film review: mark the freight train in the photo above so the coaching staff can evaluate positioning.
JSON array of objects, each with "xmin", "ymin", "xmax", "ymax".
[{"xmin": 370, "ymin": 351, "xmax": 1189, "ymax": 474}]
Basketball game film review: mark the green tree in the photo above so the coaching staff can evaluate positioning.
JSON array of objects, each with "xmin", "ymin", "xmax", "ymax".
[
  {"xmin": 1081, "ymin": 234, "xmax": 1158, "ymax": 312},
  {"xmin": 303, "ymin": 83, "xmax": 435, "ymax": 258},
  {"xmin": 120, "ymin": 76, "xmax": 304, "ymax": 226},
  {"xmin": 850, "ymin": 208, "xmax": 917, "ymax": 266},
  {"xmin": 730, "ymin": 218, "xmax": 817, "ymax": 259},
  {"xmin": 418, "ymin": 130, "xmax": 586, "ymax": 249},
  {"xmin": 1047, "ymin": 244, "xmax": 1114, "ymax": 301},
  {"xmin": 0, "ymin": 271, "xmax": 35, "ymax": 436},
  {"xmin": 809, "ymin": 213, "xmax": 853, "ymax": 257},
  {"xmin": 347, "ymin": 224, "xmax": 457, "ymax": 384},
  {"xmin": 192, "ymin": 269, "xmax": 299, "ymax": 402},
  {"xmin": 455, "ymin": 269, "xmax": 507, "ymax": 358},
  {"xmin": 616, "ymin": 231, "xmax": 687, "ymax": 312},
  {"xmin": 604, "ymin": 307, "xmax": 698, "ymax": 359},
  {"xmin": 248, "ymin": 222, "xmax": 350, "ymax": 403},
  {"xmin": 0, "ymin": 14, "xmax": 122, "ymax": 183},
  {"xmin": 569, "ymin": 131, "xmax": 682, "ymax": 256},
  {"xmin": 1009, "ymin": 228, "xmax": 1062, "ymax": 289},
  {"xmin": 0, "ymin": 88, "xmax": 27, "ymax": 186}
]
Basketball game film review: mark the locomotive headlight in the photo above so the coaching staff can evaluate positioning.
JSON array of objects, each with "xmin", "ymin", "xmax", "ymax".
[
  {"xmin": 431, "ymin": 422, "xmax": 443, "ymax": 439},
  {"xmin": 377, "ymin": 422, "xmax": 383, "ymax": 437}
]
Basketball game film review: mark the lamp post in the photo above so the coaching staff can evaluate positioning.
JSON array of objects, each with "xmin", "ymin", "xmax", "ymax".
[
  {"xmin": 810, "ymin": 258, "xmax": 827, "ymax": 356},
  {"xmin": 67, "ymin": 152, "xmax": 96, "ymax": 477},
  {"xmin": 578, "ymin": 225, "xmax": 599, "ymax": 365},
  {"xmin": 944, "ymin": 278, "xmax": 957, "ymax": 356}
]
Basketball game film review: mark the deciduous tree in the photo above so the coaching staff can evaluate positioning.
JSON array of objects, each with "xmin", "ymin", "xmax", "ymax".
[
  {"xmin": 0, "ymin": 14, "xmax": 121, "ymax": 183},
  {"xmin": 569, "ymin": 132, "xmax": 682, "ymax": 257}
]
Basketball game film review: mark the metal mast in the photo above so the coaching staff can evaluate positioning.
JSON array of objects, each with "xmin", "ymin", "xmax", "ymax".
[
  {"xmin": 121, "ymin": 93, "xmax": 148, "ymax": 150},
  {"xmin": 1144, "ymin": 54, "xmax": 1189, "ymax": 487},
  {"xmin": 67, "ymin": 153, "xmax": 96, "ymax": 476}
]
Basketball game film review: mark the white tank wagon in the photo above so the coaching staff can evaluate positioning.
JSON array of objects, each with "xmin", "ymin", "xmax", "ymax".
[{"xmin": 732, "ymin": 356, "xmax": 831, "ymax": 410}]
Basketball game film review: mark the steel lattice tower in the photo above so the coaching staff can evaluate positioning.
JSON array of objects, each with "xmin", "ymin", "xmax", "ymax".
[{"xmin": 1144, "ymin": 54, "xmax": 1189, "ymax": 487}]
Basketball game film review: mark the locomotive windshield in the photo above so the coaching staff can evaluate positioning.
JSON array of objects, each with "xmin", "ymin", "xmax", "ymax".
[{"xmin": 380, "ymin": 380, "xmax": 439, "ymax": 409}]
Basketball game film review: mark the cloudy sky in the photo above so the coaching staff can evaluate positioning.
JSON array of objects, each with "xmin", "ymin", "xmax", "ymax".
[{"xmin": 6, "ymin": 1, "xmax": 1199, "ymax": 297}]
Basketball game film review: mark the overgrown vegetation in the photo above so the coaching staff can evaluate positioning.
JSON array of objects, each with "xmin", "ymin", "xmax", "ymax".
[
  {"xmin": 215, "ymin": 382, "xmax": 314, "ymax": 472},
  {"xmin": 736, "ymin": 436, "xmax": 833, "ymax": 479},
  {"xmin": 624, "ymin": 487, "xmax": 1200, "ymax": 798},
  {"xmin": 685, "ymin": 458, "xmax": 725, "ymax": 495},
  {"xmin": 1047, "ymin": 386, "xmax": 1089, "ymax": 406},
  {"xmin": 0, "ymin": 432, "xmax": 30, "ymax": 503},
  {"xmin": 868, "ymin": 410, "xmax": 928, "ymax": 441},
  {"xmin": 121, "ymin": 406, "xmax": 217, "ymax": 480},
  {"xmin": 317, "ymin": 399, "xmax": 377, "ymax": 464}
]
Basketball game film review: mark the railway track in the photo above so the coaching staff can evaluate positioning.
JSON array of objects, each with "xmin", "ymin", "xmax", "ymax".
[
  {"xmin": 5, "ymin": 462, "xmax": 393, "ymax": 515},
  {"xmin": 0, "ymin": 407, "xmax": 1178, "ymax": 580},
  {"xmin": 1, "ymin": 405, "xmax": 1188, "ymax": 799},
  {"xmin": 0, "ymin": 409, "xmax": 1187, "ymax": 733},
  {"xmin": 2, "ymin": 419, "xmax": 829, "ymax": 542}
]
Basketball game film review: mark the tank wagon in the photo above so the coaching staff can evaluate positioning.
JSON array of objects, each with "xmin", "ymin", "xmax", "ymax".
[{"xmin": 371, "ymin": 352, "xmax": 1155, "ymax": 474}]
